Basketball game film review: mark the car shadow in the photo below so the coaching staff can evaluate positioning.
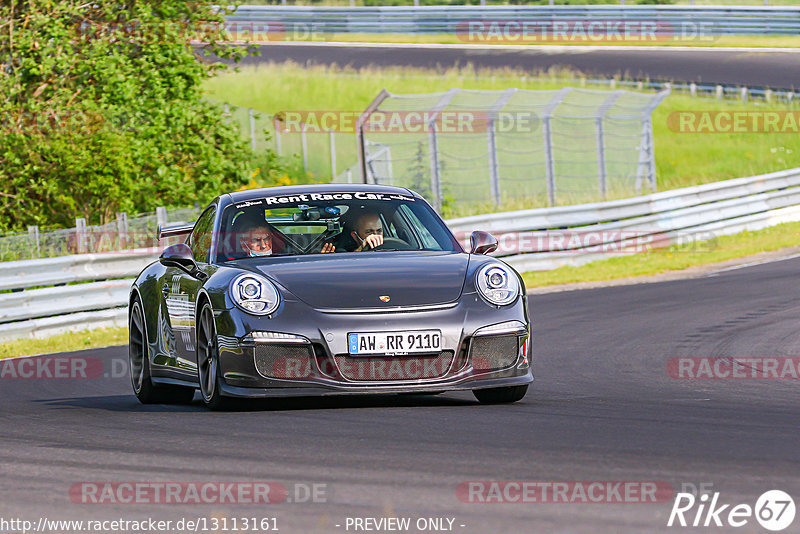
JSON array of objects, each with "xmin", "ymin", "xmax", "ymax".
[{"xmin": 37, "ymin": 392, "xmax": 478, "ymax": 412}]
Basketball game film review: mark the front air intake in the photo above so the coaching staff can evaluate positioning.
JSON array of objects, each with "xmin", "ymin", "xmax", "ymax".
[
  {"xmin": 469, "ymin": 335, "xmax": 520, "ymax": 372},
  {"xmin": 254, "ymin": 344, "xmax": 315, "ymax": 380}
]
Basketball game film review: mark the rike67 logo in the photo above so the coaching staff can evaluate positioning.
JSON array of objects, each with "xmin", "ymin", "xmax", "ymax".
[{"xmin": 668, "ymin": 489, "xmax": 795, "ymax": 531}]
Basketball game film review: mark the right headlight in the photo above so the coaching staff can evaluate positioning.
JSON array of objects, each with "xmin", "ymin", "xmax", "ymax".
[
  {"xmin": 231, "ymin": 273, "xmax": 281, "ymax": 315},
  {"xmin": 476, "ymin": 264, "xmax": 520, "ymax": 306}
]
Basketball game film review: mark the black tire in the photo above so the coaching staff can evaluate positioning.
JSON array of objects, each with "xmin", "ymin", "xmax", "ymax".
[
  {"xmin": 473, "ymin": 385, "xmax": 528, "ymax": 404},
  {"xmin": 129, "ymin": 297, "xmax": 195, "ymax": 405},
  {"xmin": 197, "ymin": 302, "xmax": 229, "ymax": 411}
]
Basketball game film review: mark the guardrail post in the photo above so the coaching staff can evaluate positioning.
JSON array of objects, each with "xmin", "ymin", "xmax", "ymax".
[
  {"xmin": 249, "ymin": 108, "xmax": 257, "ymax": 151},
  {"xmin": 329, "ymin": 129, "xmax": 336, "ymax": 179},
  {"xmin": 741, "ymin": 87, "xmax": 748, "ymax": 103},
  {"xmin": 690, "ymin": 83, "xmax": 697, "ymax": 97},
  {"xmin": 716, "ymin": 85, "xmax": 723, "ymax": 100},
  {"xmin": 116, "ymin": 212, "xmax": 129, "ymax": 249},
  {"xmin": 75, "ymin": 218, "xmax": 87, "ymax": 255},
  {"xmin": 27, "ymin": 226, "xmax": 40, "ymax": 259},
  {"xmin": 765, "ymin": 89, "xmax": 773, "ymax": 103}
]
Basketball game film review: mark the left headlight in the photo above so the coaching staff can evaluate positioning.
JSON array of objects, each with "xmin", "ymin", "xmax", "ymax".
[
  {"xmin": 476, "ymin": 263, "xmax": 520, "ymax": 306},
  {"xmin": 231, "ymin": 273, "xmax": 281, "ymax": 315}
]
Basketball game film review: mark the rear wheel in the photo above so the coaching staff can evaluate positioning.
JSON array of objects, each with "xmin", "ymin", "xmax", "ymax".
[
  {"xmin": 197, "ymin": 303, "xmax": 229, "ymax": 411},
  {"xmin": 129, "ymin": 297, "xmax": 195, "ymax": 405},
  {"xmin": 473, "ymin": 385, "xmax": 528, "ymax": 404}
]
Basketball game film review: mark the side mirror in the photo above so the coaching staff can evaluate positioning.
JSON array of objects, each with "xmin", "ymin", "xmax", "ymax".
[
  {"xmin": 159, "ymin": 243, "xmax": 198, "ymax": 272},
  {"xmin": 470, "ymin": 231, "xmax": 498, "ymax": 255}
]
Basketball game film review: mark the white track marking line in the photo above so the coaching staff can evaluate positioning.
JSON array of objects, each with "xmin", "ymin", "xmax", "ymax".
[{"xmin": 708, "ymin": 252, "xmax": 800, "ymax": 275}]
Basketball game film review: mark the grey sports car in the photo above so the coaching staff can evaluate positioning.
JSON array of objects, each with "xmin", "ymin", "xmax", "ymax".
[{"xmin": 128, "ymin": 184, "xmax": 532, "ymax": 409}]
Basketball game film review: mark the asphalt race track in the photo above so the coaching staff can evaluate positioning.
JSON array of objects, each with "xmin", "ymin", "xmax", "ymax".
[
  {"xmin": 2, "ymin": 257, "xmax": 800, "ymax": 533},
  {"xmin": 239, "ymin": 43, "xmax": 800, "ymax": 90}
]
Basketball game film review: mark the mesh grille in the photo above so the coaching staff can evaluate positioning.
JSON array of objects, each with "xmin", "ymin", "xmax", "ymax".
[
  {"xmin": 470, "ymin": 336, "xmax": 519, "ymax": 372},
  {"xmin": 254, "ymin": 344, "xmax": 314, "ymax": 379},
  {"xmin": 333, "ymin": 352, "xmax": 454, "ymax": 381}
]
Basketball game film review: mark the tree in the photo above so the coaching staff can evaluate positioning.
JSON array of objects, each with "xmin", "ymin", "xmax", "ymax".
[{"xmin": 0, "ymin": 0, "xmax": 257, "ymax": 231}]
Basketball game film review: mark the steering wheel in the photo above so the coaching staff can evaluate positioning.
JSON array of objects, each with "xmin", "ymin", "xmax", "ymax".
[{"xmin": 374, "ymin": 236, "xmax": 414, "ymax": 251}]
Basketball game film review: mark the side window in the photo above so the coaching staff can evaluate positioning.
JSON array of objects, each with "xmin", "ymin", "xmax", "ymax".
[
  {"xmin": 399, "ymin": 205, "xmax": 438, "ymax": 249},
  {"xmin": 190, "ymin": 207, "xmax": 216, "ymax": 263}
]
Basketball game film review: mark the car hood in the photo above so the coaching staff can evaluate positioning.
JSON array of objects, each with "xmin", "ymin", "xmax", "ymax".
[{"xmin": 248, "ymin": 252, "xmax": 470, "ymax": 310}]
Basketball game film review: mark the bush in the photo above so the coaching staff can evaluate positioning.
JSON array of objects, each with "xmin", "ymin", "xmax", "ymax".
[{"xmin": 0, "ymin": 1, "xmax": 267, "ymax": 232}]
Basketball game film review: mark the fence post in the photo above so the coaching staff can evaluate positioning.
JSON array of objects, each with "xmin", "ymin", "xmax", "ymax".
[
  {"xmin": 27, "ymin": 226, "xmax": 40, "ymax": 259},
  {"xmin": 690, "ymin": 83, "xmax": 697, "ymax": 97},
  {"xmin": 223, "ymin": 104, "xmax": 230, "ymax": 125},
  {"xmin": 595, "ymin": 91, "xmax": 623, "ymax": 200},
  {"xmin": 487, "ymin": 119, "xmax": 500, "ymax": 206},
  {"xmin": 301, "ymin": 121, "xmax": 308, "ymax": 171},
  {"xmin": 249, "ymin": 108, "xmax": 256, "ymax": 151},
  {"xmin": 716, "ymin": 85, "xmax": 723, "ymax": 100},
  {"xmin": 156, "ymin": 207, "xmax": 168, "ymax": 230},
  {"xmin": 540, "ymin": 88, "xmax": 572, "ymax": 207},
  {"xmin": 116, "ymin": 212, "xmax": 129, "ymax": 249},
  {"xmin": 741, "ymin": 87, "xmax": 748, "ymax": 103},
  {"xmin": 329, "ymin": 130, "xmax": 337, "ymax": 179},
  {"xmin": 543, "ymin": 117, "xmax": 556, "ymax": 206},
  {"xmin": 274, "ymin": 117, "xmax": 282, "ymax": 156},
  {"xmin": 428, "ymin": 125, "xmax": 442, "ymax": 212},
  {"xmin": 75, "ymin": 218, "xmax": 87, "ymax": 254}
]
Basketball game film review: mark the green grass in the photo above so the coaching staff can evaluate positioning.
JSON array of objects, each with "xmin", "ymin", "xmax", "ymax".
[
  {"xmin": 522, "ymin": 220, "xmax": 800, "ymax": 288},
  {"xmin": 0, "ymin": 327, "xmax": 128, "ymax": 359},
  {"xmin": 204, "ymin": 62, "xmax": 800, "ymax": 215}
]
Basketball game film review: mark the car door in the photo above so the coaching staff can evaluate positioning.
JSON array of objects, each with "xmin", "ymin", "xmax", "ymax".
[{"xmin": 163, "ymin": 206, "xmax": 216, "ymax": 373}]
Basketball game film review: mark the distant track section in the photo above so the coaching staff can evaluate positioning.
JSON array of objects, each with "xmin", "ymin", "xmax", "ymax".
[{"xmin": 237, "ymin": 42, "xmax": 800, "ymax": 90}]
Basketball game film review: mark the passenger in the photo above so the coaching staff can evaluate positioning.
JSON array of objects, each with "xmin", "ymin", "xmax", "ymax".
[{"xmin": 348, "ymin": 211, "xmax": 384, "ymax": 252}]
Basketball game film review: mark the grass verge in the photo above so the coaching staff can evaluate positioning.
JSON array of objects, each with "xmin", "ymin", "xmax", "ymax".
[
  {"xmin": 0, "ymin": 327, "xmax": 128, "ymax": 359},
  {"xmin": 522, "ymin": 220, "xmax": 800, "ymax": 288}
]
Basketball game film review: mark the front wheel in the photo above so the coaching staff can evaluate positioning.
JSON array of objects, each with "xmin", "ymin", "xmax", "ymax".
[
  {"xmin": 473, "ymin": 385, "xmax": 528, "ymax": 404},
  {"xmin": 197, "ymin": 303, "xmax": 229, "ymax": 410},
  {"xmin": 129, "ymin": 297, "xmax": 195, "ymax": 405}
]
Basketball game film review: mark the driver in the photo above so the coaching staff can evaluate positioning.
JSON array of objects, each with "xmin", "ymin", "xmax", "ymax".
[
  {"xmin": 232, "ymin": 213, "xmax": 274, "ymax": 258},
  {"xmin": 350, "ymin": 212, "xmax": 384, "ymax": 252}
]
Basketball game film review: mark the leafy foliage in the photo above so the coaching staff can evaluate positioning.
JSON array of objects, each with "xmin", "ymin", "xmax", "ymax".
[{"xmin": 0, "ymin": 0, "xmax": 261, "ymax": 231}]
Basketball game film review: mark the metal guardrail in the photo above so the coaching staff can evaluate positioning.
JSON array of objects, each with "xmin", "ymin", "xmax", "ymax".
[
  {"xmin": 3, "ymin": 166, "xmax": 800, "ymax": 342},
  {"xmin": 226, "ymin": 6, "xmax": 800, "ymax": 36}
]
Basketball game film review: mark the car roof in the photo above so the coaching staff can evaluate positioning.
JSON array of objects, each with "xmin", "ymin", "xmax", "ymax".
[{"xmin": 227, "ymin": 184, "xmax": 419, "ymax": 203}]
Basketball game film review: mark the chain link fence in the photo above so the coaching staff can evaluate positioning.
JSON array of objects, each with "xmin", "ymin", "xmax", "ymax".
[
  {"xmin": 353, "ymin": 87, "xmax": 669, "ymax": 212},
  {"xmin": 0, "ymin": 207, "xmax": 203, "ymax": 262}
]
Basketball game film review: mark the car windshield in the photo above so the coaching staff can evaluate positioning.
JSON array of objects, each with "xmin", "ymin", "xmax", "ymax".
[{"xmin": 217, "ymin": 191, "xmax": 461, "ymax": 261}]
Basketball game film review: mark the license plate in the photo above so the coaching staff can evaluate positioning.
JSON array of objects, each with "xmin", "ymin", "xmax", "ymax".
[{"xmin": 348, "ymin": 330, "xmax": 442, "ymax": 356}]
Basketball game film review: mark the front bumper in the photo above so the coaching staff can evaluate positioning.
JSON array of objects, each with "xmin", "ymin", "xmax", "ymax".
[{"xmin": 215, "ymin": 294, "xmax": 533, "ymax": 398}]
